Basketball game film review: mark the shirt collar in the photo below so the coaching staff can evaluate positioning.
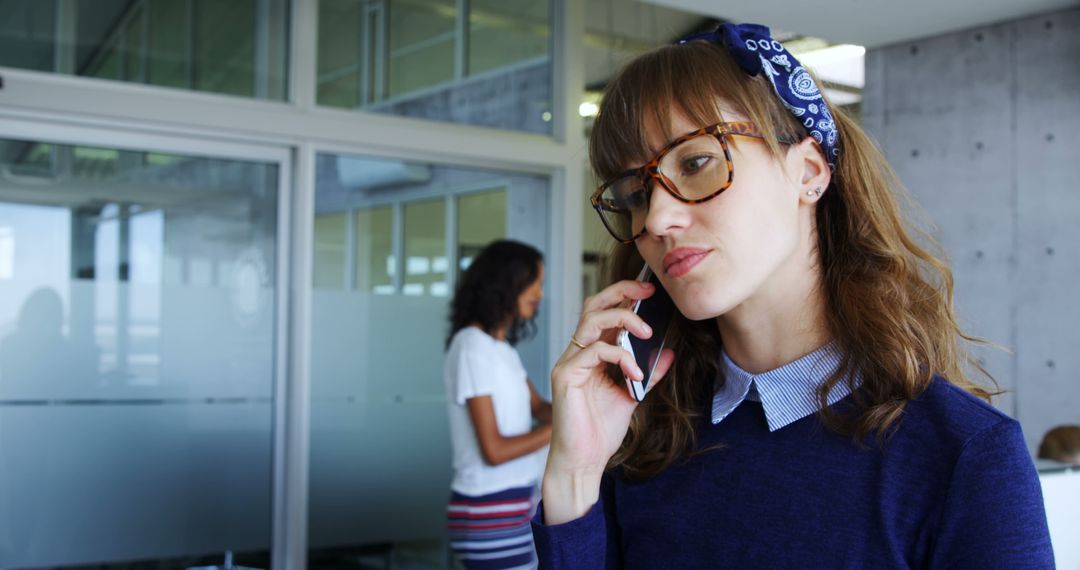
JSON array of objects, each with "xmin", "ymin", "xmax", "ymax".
[{"xmin": 711, "ymin": 343, "xmax": 854, "ymax": 431}]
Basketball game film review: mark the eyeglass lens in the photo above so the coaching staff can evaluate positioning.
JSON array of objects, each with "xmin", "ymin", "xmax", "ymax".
[{"xmin": 596, "ymin": 134, "xmax": 730, "ymax": 241}]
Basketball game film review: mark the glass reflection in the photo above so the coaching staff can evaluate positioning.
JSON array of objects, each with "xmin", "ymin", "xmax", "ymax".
[
  {"xmin": 0, "ymin": 0, "xmax": 289, "ymax": 100},
  {"xmin": 0, "ymin": 138, "xmax": 278, "ymax": 568}
]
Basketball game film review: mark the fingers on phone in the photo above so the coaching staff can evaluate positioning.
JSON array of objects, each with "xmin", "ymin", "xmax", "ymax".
[
  {"xmin": 576, "ymin": 308, "xmax": 651, "ymax": 345},
  {"xmin": 574, "ymin": 342, "xmax": 642, "ymax": 381},
  {"xmin": 583, "ymin": 279, "xmax": 655, "ymax": 314}
]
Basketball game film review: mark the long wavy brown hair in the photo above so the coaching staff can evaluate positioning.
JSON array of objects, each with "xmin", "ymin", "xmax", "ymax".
[{"xmin": 592, "ymin": 40, "xmax": 999, "ymax": 480}]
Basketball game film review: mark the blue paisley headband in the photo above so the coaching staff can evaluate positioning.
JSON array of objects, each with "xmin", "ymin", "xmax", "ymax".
[{"xmin": 678, "ymin": 23, "xmax": 840, "ymax": 171}]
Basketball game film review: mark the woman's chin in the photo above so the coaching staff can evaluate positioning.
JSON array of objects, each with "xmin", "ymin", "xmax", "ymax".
[
  {"xmin": 672, "ymin": 301, "xmax": 722, "ymax": 322},
  {"xmin": 671, "ymin": 293, "xmax": 741, "ymax": 322}
]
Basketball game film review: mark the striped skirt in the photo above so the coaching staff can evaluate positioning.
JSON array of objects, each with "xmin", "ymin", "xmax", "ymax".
[{"xmin": 447, "ymin": 485, "xmax": 539, "ymax": 569}]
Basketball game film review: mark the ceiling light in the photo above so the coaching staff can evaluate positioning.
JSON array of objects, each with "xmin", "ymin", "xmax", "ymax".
[{"xmin": 579, "ymin": 101, "xmax": 599, "ymax": 117}]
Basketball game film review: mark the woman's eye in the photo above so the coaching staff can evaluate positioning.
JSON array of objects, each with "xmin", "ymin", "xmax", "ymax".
[
  {"xmin": 622, "ymin": 189, "xmax": 648, "ymax": 209},
  {"xmin": 680, "ymin": 155, "xmax": 712, "ymax": 175}
]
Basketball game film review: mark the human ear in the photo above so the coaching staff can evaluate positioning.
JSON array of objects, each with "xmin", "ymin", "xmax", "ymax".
[{"xmin": 791, "ymin": 136, "xmax": 832, "ymax": 203}]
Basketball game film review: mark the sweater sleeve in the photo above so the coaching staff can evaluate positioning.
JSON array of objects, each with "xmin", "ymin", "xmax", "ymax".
[
  {"xmin": 931, "ymin": 418, "xmax": 1055, "ymax": 568},
  {"xmin": 532, "ymin": 473, "xmax": 621, "ymax": 569}
]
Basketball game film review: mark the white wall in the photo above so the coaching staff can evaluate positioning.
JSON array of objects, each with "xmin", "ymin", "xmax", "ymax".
[{"xmin": 1041, "ymin": 468, "xmax": 1080, "ymax": 568}]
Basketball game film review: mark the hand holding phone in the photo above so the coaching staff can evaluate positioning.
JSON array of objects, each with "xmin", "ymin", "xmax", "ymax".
[
  {"xmin": 618, "ymin": 264, "xmax": 675, "ymax": 401},
  {"xmin": 543, "ymin": 272, "xmax": 676, "ymax": 525}
]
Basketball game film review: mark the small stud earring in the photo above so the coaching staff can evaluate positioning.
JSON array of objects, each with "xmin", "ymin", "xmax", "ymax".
[{"xmin": 806, "ymin": 189, "xmax": 815, "ymax": 196}]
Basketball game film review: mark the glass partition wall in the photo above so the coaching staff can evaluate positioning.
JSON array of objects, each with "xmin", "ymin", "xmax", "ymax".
[
  {"xmin": 0, "ymin": 134, "xmax": 285, "ymax": 568},
  {"xmin": 0, "ymin": 0, "xmax": 582, "ymax": 567},
  {"xmin": 307, "ymin": 154, "xmax": 550, "ymax": 567},
  {"xmin": 0, "ymin": 134, "xmax": 555, "ymax": 570}
]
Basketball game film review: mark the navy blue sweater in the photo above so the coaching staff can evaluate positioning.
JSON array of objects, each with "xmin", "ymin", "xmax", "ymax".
[{"xmin": 532, "ymin": 379, "xmax": 1054, "ymax": 568}]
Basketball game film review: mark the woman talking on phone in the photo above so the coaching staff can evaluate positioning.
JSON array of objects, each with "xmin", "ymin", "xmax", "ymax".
[
  {"xmin": 533, "ymin": 23, "xmax": 1054, "ymax": 568},
  {"xmin": 445, "ymin": 239, "xmax": 553, "ymax": 569}
]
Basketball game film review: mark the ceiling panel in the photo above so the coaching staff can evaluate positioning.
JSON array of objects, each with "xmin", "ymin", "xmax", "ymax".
[{"xmin": 644, "ymin": 0, "xmax": 1078, "ymax": 47}]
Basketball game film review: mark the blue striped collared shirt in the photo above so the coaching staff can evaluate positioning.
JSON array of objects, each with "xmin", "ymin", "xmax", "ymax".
[{"xmin": 712, "ymin": 343, "xmax": 854, "ymax": 431}]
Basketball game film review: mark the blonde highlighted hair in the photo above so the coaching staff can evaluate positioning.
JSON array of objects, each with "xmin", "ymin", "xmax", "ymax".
[{"xmin": 591, "ymin": 40, "xmax": 998, "ymax": 479}]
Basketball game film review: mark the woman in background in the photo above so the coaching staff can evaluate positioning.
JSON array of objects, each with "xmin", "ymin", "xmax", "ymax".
[{"xmin": 445, "ymin": 239, "xmax": 552, "ymax": 569}]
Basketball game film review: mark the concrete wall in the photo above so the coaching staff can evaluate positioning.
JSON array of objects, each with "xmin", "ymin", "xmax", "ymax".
[{"xmin": 862, "ymin": 7, "xmax": 1080, "ymax": 453}]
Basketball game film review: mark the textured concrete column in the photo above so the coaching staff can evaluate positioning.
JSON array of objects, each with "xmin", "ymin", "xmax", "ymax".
[{"xmin": 862, "ymin": 8, "xmax": 1080, "ymax": 452}]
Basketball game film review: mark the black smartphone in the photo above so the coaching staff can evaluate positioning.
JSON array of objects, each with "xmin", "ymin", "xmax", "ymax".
[{"xmin": 618, "ymin": 264, "xmax": 675, "ymax": 401}]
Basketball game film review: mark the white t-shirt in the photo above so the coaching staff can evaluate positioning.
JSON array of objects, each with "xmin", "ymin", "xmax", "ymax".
[{"xmin": 444, "ymin": 326, "xmax": 545, "ymax": 496}]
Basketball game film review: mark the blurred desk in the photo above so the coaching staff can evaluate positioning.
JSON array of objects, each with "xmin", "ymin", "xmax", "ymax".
[{"xmin": 1038, "ymin": 460, "xmax": 1080, "ymax": 569}]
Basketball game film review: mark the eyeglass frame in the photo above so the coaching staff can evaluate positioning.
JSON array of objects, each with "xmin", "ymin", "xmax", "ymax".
[{"xmin": 590, "ymin": 121, "xmax": 788, "ymax": 244}]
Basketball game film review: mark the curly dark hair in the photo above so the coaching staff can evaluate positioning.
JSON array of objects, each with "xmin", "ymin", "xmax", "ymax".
[{"xmin": 447, "ymin": 239, "xmax": 543, "ymax": 349}]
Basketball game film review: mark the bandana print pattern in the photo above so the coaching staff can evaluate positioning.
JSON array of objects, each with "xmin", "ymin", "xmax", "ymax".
[{"xmin": 678, "ymin": 23, "xmax": 840, "ymax": 171}]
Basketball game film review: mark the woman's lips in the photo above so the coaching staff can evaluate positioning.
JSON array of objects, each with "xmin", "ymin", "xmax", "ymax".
[{"xmin": 663, "ymin": 248, "xmax": 710, "ymax": 278}]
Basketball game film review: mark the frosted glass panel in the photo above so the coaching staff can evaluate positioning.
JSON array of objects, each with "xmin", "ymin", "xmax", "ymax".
[
  {"xmin": 0, "ymin": 138, "xmax": 278, "ymax": 568},
  {"xmin": 309, "ymin": 292, "xmax": 452, "ymax": 547}
]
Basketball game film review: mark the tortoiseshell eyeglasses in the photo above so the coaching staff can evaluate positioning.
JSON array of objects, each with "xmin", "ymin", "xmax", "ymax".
[{"xmin": 591, "ymin": 121, "xmax": 778, "ymax": 243}]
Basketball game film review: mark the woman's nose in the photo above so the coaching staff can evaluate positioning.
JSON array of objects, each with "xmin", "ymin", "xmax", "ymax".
[{"xmin": 643, "ymin": 183, "xmax": 690, "ymax": 238}]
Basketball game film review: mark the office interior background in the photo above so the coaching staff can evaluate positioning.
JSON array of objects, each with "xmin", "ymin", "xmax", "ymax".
[{"xmin": 0, "ymin": 0, "xmax": 1077, "ymax": 568}]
